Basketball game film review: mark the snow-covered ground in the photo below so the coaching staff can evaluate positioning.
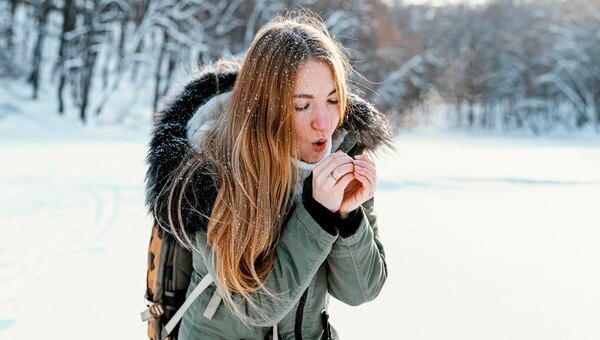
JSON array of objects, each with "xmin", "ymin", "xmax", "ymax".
[{"xmin": 1, "ymin": 109, "xmax": 600, "ymax": 339}]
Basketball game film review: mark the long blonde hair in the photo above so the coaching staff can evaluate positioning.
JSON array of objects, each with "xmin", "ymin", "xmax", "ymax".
[{"xmin": 165, "ymin": 12, "xmax": 350, "ymax": 322}]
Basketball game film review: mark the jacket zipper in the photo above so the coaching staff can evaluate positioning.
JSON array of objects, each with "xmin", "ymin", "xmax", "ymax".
[{"xmin": 294, "ymin": 289, "xmax": 309, "ymax": 340}]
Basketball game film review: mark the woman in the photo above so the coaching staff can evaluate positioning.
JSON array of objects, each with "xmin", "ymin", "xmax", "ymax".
[{"xmin": 146, "ymin": 12, "xmax": 393, "ymax": 340}]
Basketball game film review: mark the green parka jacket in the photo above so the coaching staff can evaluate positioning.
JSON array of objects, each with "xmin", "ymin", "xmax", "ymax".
[{"xmin": 146, "ymin": 67, "xmax": 393, "ymax": 340}]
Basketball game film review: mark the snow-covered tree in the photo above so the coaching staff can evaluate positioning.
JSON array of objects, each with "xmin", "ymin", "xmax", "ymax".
[{"xmin": 2, "ymin": 0, "xmax": 599, "ymax": 132}]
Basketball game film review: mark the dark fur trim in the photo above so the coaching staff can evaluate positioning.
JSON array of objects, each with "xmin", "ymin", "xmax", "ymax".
[
  {"xmin": 344, "ymin": 93, "xmax": 395, "ymax": 153},
  {"xmin": 145, "ymin": 71, "xmax": 236, "ymax": 211}
]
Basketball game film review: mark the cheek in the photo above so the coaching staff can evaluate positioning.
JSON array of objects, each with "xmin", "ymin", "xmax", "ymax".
[
  {"xmin": 293, "ymin": 115, "xmax": 309, "ymax": 140},
  {"xmin": 329, "ymin": 108, "xmax": 341, "ymax": 130}
]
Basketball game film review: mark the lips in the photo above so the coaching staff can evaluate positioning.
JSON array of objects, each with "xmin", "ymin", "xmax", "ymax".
[{"xmin": 312, "ymin": 138, "xmax": 328, "ymax": 152}]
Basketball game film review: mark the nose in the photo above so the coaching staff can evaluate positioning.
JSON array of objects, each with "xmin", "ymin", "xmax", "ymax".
[{"xmin": 311, "ymin": 103, "xmax": 332, "ymax": 131}]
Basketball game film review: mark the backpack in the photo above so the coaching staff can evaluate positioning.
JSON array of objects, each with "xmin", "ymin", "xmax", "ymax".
[
  {"xmin": 141, "ymin": 223, "xmax": 194, "ymax": 340},
  {"xmin": 140, "ymin": 224, "xmax": 281, "ymax": 340}
]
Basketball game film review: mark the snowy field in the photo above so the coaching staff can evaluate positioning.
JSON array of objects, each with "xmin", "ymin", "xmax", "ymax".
[{"xmin": 1, "ymin": 115, "xmax": 600, "ymax": 339}]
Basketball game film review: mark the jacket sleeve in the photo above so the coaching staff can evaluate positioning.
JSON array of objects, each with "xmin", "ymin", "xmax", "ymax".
[
  {"xmin": 326, "ymin": 197, "xmax": 388, "ymax": 306},
  {"xmin": 194, "ymin": 202, "xmax": 339, "ymax": 326}
]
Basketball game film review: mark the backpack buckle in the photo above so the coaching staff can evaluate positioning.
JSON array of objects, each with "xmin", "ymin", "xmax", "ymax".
[
  {"xmin": 141, "ymin": 303, "xmax": 165, "ymax": 321},
  {"xmin": 149, "ymin": 303, "xmax": 165, "ymax": 317}
]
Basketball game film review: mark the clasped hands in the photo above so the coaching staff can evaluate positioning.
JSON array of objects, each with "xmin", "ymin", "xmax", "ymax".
[{"xmin": 312, "ymin": 151, "xmax": 377, "ymax": 219}]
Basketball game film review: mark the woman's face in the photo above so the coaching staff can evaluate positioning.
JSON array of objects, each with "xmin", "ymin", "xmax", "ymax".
[{"xmin": 293, "ymin": 59, "xmax": 340, "ymax": 163}]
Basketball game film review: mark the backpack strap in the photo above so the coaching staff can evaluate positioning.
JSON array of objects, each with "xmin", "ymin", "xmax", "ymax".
[
  {"xmin": 160, "ymin": 273, "xmax": 214, "ymax": 339},
  {"xmin": 202, "ymin": 286, "xmax": 222, "ymax": 319}
]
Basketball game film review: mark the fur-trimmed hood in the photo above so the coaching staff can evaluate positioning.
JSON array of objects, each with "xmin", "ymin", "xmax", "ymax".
[{"xmin": 145, "ymin": 68, "xmax": 394, "ymax": 211}]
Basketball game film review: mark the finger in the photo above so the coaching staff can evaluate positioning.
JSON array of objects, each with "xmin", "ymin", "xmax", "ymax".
[
  {"xmin": 354, "ymin": 161, "xmax": 376, "ymax": 180},
  {"xmin": 331, "ymin": 163, "xmax": 354, "ymax": 181},
  {"xmin": 313, "ymin": 151, "xmax": 348, "ymax": 176},
  {"xmin": 315, "ymin": 155, "xmax": 354, "ymax": 183},
  {"xmin": 333, "ymin": 172, "xmax": 354, "ymax": 191},
  {"xmin": 354, "ymin": 157, "xmax": 376, "ymax": 178},
  {"xmin": 354, "ymin": 173, "xmax": 375, "ymax": 197},
  {"xmin": 355, "ymin": 153, "xmax": 374, "ymax": 163},
  {"xmin": 354, "ymin": 154, "xmax": 376, "ymax": 170},
  {"xmin": 354, "ymin": 155, "xmax": 376, "ymax": 168},
  {"xmin": 313, "ymin": 153, "xmax": 349, "ymax": 184},
  {"xmin": 313, "ymin": 151, "xmax": 347, "ymax": 173},
  {"xmin": 354, "ymin": 168, "xmax": 376, "ymax": 191}
]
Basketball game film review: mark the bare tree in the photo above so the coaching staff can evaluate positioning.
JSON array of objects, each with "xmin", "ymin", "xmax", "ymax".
[
  {"xmin": 28, "ymin": 0, "xmax": 51, "ymax": 99},
  {"xmin": 56, "ymin": 0, "xmax": 76, "ymax": 114},
  {"xmin": 5, "ymin": 0, "xmax": 19, "ymax": 52}
]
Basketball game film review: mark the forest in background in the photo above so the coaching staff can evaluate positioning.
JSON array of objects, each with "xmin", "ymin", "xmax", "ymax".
[{"xmin": 1, "ymin": 0, "xmax": 599, "ymax": 134}]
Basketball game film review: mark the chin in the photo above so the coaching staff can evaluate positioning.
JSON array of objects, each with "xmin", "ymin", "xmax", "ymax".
[{"xmin": 302, "ymin": 153, "xmax": 322, "ymax": 164}]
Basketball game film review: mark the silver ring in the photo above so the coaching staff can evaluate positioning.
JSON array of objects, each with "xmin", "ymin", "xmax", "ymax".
[{"xmin": 330, "ymin": 172, "xmax": 340, "ymax": 181}]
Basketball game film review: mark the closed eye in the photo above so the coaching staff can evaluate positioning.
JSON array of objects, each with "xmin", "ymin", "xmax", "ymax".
[
  {"xmin": 295, "ymin": 103, "xmax": 310, "ymax": 111},
  {"xmin": 327, "ymin": 99, "xmax": 339, "ymax": 104}
]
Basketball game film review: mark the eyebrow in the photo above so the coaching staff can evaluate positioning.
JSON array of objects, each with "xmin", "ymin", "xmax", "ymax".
[{"xmin": 294, "ymin": 89, "xmax": 336, "ymax": 99}]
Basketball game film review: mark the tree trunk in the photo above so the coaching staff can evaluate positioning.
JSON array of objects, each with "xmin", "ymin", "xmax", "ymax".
[
  {"xmin": 80, "ymin": 0, "xmax": 98, "ymax": 122},
  {"xmin": 467, "ymin": 100, "xmax": 474, "ymax": 128},
  {"xmin": 6, "ymin": 0, "xmax": 18, "ymax": 52},
  {"xmin": 162, "ymin": 48, "xmax": 177, "ymax": 98},
  {"xmin": 153, "ymin": 29, "xmax": 167, "ymax": 113},
  {"xmin": 57, "ymin": 0, "xmax": 76, "ymax": 114},
  {"xmin": 130, "ymin": 40, "xmax": 143, "ymax": 83},
  {"xmin": 117, "ymin": 20, "xmax": 126, "ymax": 72},
  {"xmin": 28, "ymin": 0, "xmax": 51, "ymax": 100}
]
